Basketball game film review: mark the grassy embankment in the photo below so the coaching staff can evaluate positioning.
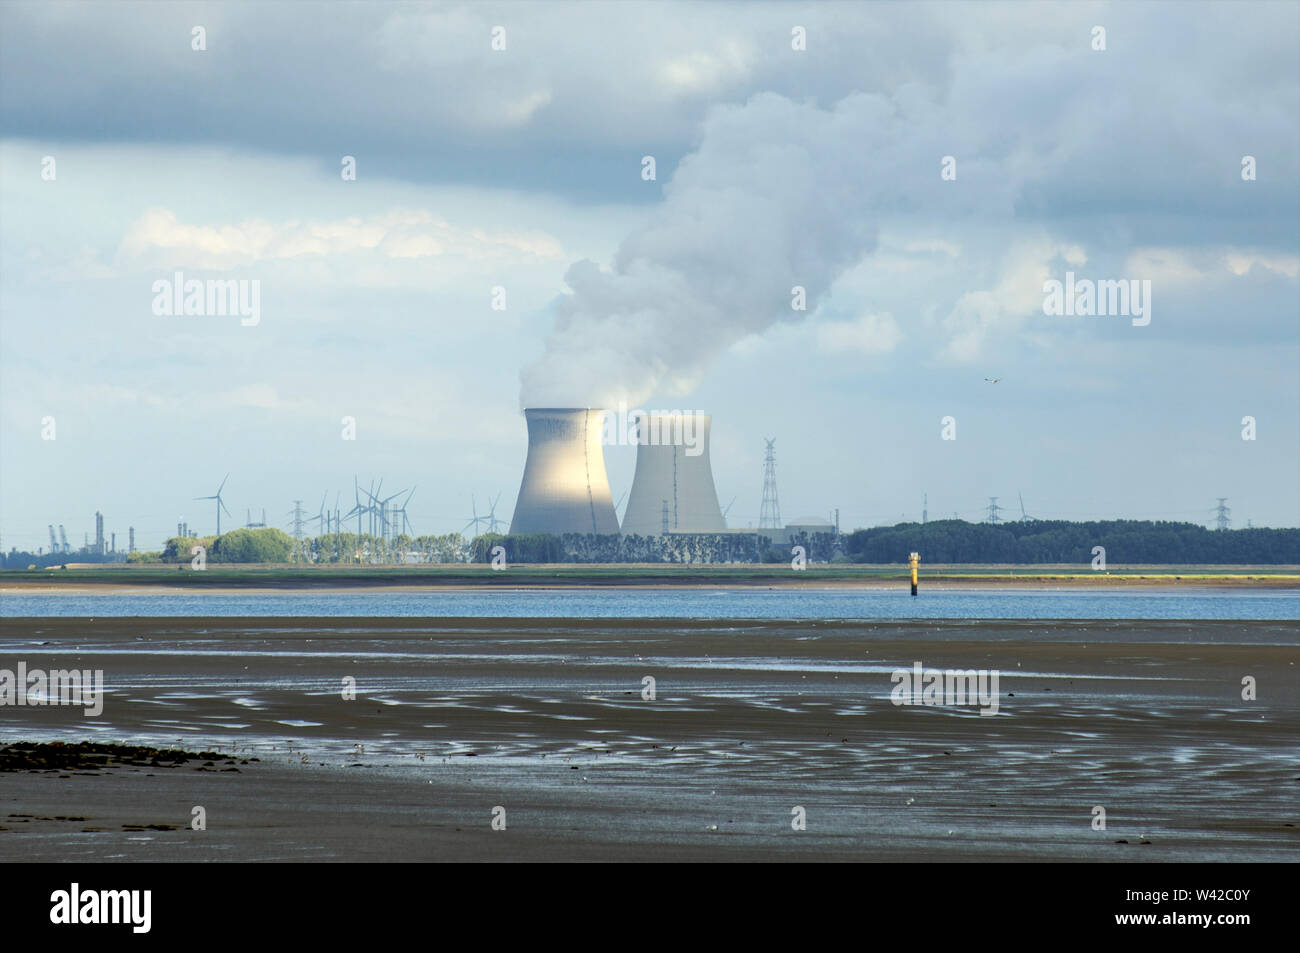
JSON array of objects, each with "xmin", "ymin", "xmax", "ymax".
[{"xmin": 2, "ymin": 563, "xmax": 1297, "ymax": 588}]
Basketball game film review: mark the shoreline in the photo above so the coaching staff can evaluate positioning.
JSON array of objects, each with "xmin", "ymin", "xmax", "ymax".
[
  {"xmin": 4, "ymin": 576, "xmax": 1298, "ymax": 595},
  {"xmin": 5, "ymin": 584, "xmax": 1298, "ymax": 597}
]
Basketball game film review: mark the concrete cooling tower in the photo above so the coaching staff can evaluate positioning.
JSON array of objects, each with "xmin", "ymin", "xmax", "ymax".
[
  {"xmin": 508, "ymin": 408, "xmax": 620, "ymax": 536},
  {"xmin": 620, "ymin": 412, "xmax": 726, "ymax": 536}
]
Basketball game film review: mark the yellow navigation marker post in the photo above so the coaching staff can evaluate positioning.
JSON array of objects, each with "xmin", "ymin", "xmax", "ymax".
[{"xmin": 909, "ymin": 552, "xmax": 920, "ymax": 597}]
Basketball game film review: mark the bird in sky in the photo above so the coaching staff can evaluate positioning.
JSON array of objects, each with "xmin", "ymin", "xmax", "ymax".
[{"xmin": 984, "ymin": 377, "xmax": 1001, "ymax": 383}]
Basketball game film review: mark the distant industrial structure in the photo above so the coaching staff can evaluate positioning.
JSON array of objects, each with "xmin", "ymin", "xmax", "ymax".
[
  {"xmin": 501, "ymin": 408, "xmax": 837, "ymax": 555},
  {"xmin": 620, "ymin": 412, "xmax": 726, "ymax": 536},
  {"xmin": 289, "ymin": 500, "xmax": 307, "ymax": 543},
  {"xmin": 759, "ymin": 439, "xmax": 782, "ymax": 530},
  {"xmin": 10, "ymin": 413, "xmax": 847, "ymax": 564},
  {"xmin": 25, "ymin": 512, "xmax": 127, "ymax": 563},
  {"xmin": 509, "ymin": 408, "xmax": 619, "ymax": 536},
  {"xmin": 984, "ymin": 497, "xmax": 1004, "ymax": 524},
  {"xmin": 1215, "ymin": 498, "xmax": 1232, "ymax": 531},
  {"xmin": 12, "ymin": 423, "xmax": 1268, "ymax": 568}
]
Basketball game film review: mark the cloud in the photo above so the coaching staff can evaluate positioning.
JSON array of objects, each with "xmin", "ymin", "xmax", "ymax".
[
  {"xmin": 940, "ymin": 240, "xmax": 1086, "ymax": 362},
  {"xmin": 898, "ymin": 238, "xmax": 962, "ymax": 257},
  {"xmin": 1125, "ymin": 247, "xmax": 1300, "ymax": 284},
  {"xmin": 658, "ymin": 39, "xmax": 752, "ymax": 95},
  {"xmin": 1123, "ymin": 247, "xmax": 1207, "ymax": 286},
  {"xmin": 816, "ymin": 312, "xmax": 902, "ymax": 355},
  {"xmin": 1225, "ymin": 252, "xmax": 1300, "ymax": 279},
  {"xmin": 6, "ymin": 1, "xmax": 1293, "ymax": 213},
  {"xmin": 116, "ymin": 208, "xmax": 565, "ymax": 271},
  {"xmin": 499, "ymin": 89, "xmax": 554, "ymax": 124}
]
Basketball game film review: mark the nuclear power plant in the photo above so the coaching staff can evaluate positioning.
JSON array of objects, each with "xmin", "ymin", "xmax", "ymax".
[
  {"xmin": 507, "ymin": 406, "xmax": 827, "ymax": 549},
  {"xmin": 508, "ymin": 408, "xmax": 620, "ymax": 536},
  {"xmin": 620, "ymin": 412, "xmax": 726, "ymax": 536}
]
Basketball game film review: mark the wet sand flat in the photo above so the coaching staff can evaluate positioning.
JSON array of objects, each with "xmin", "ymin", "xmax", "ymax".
[{"xmin": 1, "ymin": 617, "xmax": 1297, "ymax": 861}]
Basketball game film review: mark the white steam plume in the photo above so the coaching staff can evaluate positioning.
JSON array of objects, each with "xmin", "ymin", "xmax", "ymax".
[{"xmin": 520, "ymin": 91, "xmax": 932, "ymax": 409}]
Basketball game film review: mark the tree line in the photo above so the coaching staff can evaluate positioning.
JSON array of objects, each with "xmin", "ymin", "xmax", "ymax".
[
  {"xmin": 6, "ymin": 519, "xmax": 1296, "ymax": 568},
  {"xmin": 842, "ymin": 519, "xmax": 1300, "ymax": 564}
]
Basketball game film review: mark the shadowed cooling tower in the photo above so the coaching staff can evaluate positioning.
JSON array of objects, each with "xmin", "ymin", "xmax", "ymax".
[
  {"xmin": 509, "ymin": 408, "xmax": 620, "ymax": 536},
  {"xmin": 620, "ymin": 412, "xmax": 726, "ymax": 536}
]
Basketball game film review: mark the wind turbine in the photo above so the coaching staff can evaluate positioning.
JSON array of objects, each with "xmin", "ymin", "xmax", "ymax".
[
  {"xmin": 363, "ymin": 482, "xmax": 408, "ymax": 544},
  {"xmin": 366, "ymin": 478, "xmax": 381, "ymax": 537},
  {"xmin": 308, "ymin": 492, "xmax": 329, "ymax": 535},
  {"xmin": 343, "ymin": 479, "xmax": 371, "ymax": 562},
  {"xmin": 195, "ymin": 473, "xmax": 232, "ymax": 536},
  {"xmin": 343, "ymin": 477, "xmax": 368, "ymax": 540},
  {"xmin": 721, "ymin": 496, "xmax": 737, "ymax": 524},
  {"xmin": 483, "ymin": 492, "xmax": 508, "ymax": 535},
  {"xmin": 393, "ymin": 486, "xmax": 417, "ymax": 537},
  {"xmin": 350, "ymin": 477, "xmax": 382, "ymax": 538},
  {"xmin": 462, "ymin": 496, "xmax": 489, "ymax": 537}
]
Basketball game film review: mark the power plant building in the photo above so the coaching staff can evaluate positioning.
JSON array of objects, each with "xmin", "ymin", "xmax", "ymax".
[
  {"xmin": 509, "ymin": 408, "xmax": 620, "ymax": 536},
  {"xmin": 620, "ymin": 412, "xmax": 727, "ymax": 536}
]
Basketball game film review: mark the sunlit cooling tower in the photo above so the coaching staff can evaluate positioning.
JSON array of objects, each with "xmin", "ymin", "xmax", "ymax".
[
  {"xmin": 620, "ymin": 412, "xmax": 726, "ymax": 536},
  {"xmin": 508, "ymin": 408, "xmax": 620, "ymax": 536}
]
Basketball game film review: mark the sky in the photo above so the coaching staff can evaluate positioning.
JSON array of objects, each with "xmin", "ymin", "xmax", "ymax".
[{"xmin": 1, "ymin": 0, "xmax": 1297, "ymax": 553}]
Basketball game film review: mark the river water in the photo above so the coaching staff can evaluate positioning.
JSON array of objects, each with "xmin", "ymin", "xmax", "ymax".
[{"xmin": 2, "ymin": 586, "xmax": 1296, "ymax": 619}]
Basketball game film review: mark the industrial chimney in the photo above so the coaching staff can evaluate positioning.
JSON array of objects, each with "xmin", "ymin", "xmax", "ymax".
[
  {"xmin": 620, "ymin": 412, "xmax": 726, "ymax": 536},
  {"xmin": 508, "ymin": 408, "xmax": 620, "ymax": 536}
]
